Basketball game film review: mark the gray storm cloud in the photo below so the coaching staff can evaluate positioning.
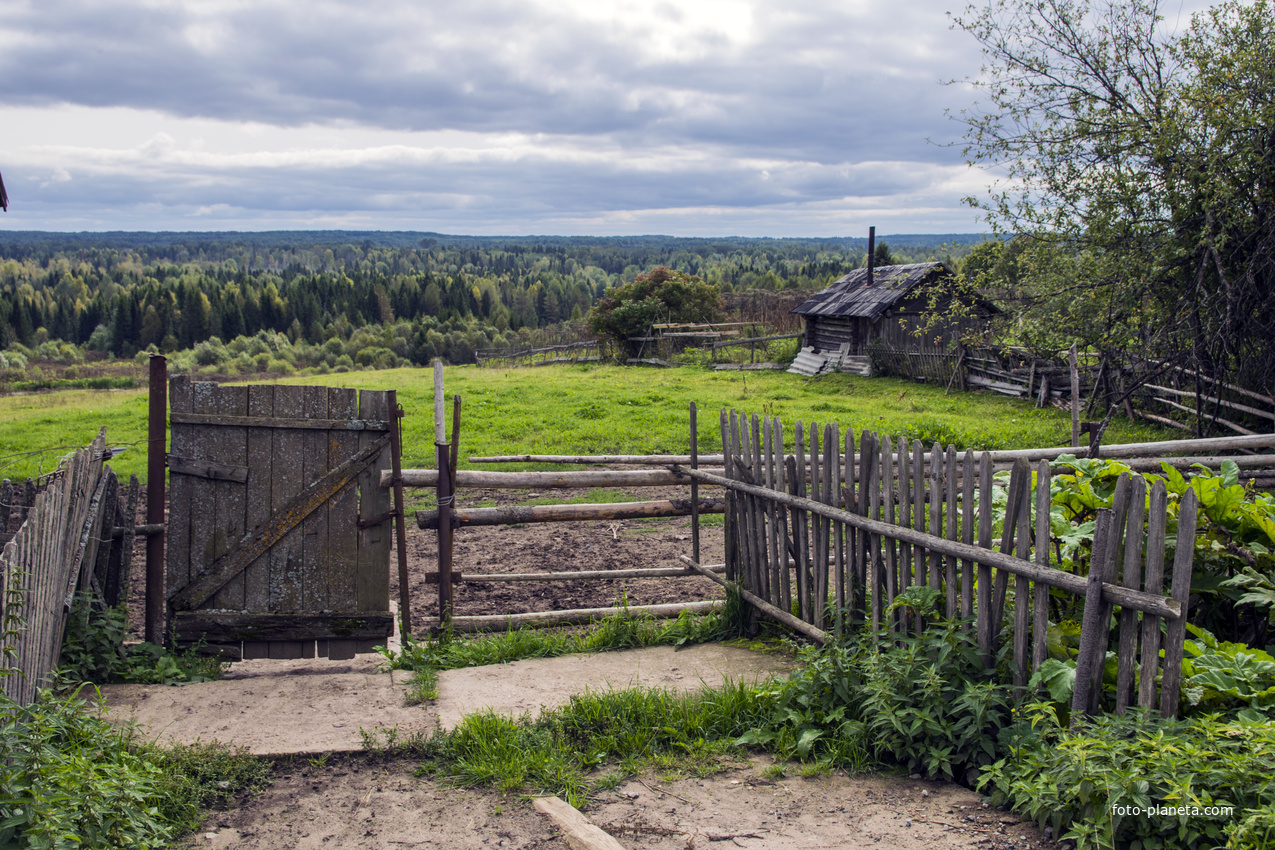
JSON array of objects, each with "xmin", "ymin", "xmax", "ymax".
[{"xmin": 0, "ymin": 0, "xmax": 989, "ymax": 233}]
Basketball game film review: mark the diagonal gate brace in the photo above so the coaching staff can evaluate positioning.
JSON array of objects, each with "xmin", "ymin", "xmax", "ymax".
[{"xmin": 169, "ymin": 434, "xmax": 390, "ymax": 611}]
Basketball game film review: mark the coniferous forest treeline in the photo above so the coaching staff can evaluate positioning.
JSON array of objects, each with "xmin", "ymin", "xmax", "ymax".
[{"xmin": 0, "ymin": 231, "xmax": 980, "ymax": 374}]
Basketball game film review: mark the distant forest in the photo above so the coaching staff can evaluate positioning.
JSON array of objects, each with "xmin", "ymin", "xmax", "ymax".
[{"xmin": 0, "ymin": 231, "xmax": 984, "ymax": 367}]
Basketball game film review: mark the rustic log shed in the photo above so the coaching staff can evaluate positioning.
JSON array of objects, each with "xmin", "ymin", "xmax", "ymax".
[{"xmin": 792, "ymin": 260, "xmax": 996, "ymax": 358}]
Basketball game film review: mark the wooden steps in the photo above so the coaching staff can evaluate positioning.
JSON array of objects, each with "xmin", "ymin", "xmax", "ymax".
[{"xmin": 787, "ymin": 346, "xmax": 838, "ymax": 376}]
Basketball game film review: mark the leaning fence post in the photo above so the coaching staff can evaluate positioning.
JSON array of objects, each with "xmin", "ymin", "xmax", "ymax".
[
  {"xmin": 1160, "ymin": 488, "xmax": 1199, "ymax": 718},
  {"xmin": 1072, "ymin": 510, "xmax": 1115, "ymax": 724},
  {"xmin": 145, "ymin": 354, "xmax": 167, "ymax": 646},
  {"xmin": 434, "ymin": 360, "xmax": 454, "ymax": 628}
]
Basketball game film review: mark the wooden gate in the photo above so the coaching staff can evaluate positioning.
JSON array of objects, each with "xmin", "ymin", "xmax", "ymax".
[{"xmin": 165, "ymin": 377, "xmax": 395, "ymax": 660}]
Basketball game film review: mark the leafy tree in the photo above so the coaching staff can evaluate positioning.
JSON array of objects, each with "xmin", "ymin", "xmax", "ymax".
[
  {"xmin": 952, "ymin": 0, "xmax": 1275, "ymax": 393},
  {"xmin": 587, "ymin": 267, "xmax": 721, "ymax": 359}
]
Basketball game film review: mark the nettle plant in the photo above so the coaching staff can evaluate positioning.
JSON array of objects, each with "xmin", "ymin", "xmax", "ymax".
[{"xmin": 1046, "ymin": 456, "xmax": 1275, "ymax": 646}]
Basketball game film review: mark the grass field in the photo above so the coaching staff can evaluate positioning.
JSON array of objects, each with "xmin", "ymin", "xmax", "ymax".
[{"xmin": 0, "ymin": 363, "xmax": 1173, "ymax": 483}]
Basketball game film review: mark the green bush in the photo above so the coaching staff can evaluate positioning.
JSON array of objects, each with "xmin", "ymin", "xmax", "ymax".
[
  {"xmin": 980, "ymin": 703, "xmax": 1275, "ymax": 850},
  {"xmin": 57, "ymin": 595, "xmax": 222, "ymax": 686},
  {"xmin": 0, "ymin": 689, "xmax": 270, "ymax": 849},
  {"xmin": 0, "ymin": 690, "xmax": 171, "ymax": 848},
  {"xmin": 739, "ymin": 597, "xmax": 1012, "ymax": 779}
]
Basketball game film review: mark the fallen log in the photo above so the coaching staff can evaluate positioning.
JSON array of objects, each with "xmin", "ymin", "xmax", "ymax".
[{"xmin": 416, "ymin": 497, "xmax": 726, "ymax": 528}]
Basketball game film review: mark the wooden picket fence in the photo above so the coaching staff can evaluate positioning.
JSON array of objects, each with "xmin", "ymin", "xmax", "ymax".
[
  {"xmin": 1, "ymin": 431, "xmax": 129, "ymax": 707},
  {"xmin": 680, "ymin": 410, "xmax": 1199, "ymax": 721}
]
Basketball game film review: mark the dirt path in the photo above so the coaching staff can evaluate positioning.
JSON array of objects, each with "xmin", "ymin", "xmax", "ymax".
[
  {"xmin": 186, "ymin": 754, "xmax": 1059, "ymax": 850},
  {"xmin": 102, "ymin": 644, "xmax": 794, "ymax": 754},
  {"xmin": 115, "ymin": 488, "xmax": 1061, "ymax": 849}
]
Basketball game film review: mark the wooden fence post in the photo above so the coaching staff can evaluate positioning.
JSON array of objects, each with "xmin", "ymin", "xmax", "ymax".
[
  {"xmin": 690, "ymin": 403, "xmax": 700, "ymax": 565},
  {"xmin": 1070, "ymin": 343, "xmax": 1081, "ymax": 448},
  {"xmin": 434, "ymin": 361, "xmax": 454, "ymax": 627},
  {"xmin": 1072, "ymin": 510, "xmax": 1115, "ymax": 723},
  {"xmin": 1161, "ymin": 488, "xmax": 1199, "ymax": 718},
  {"xmin": 145, "ymin": 354, "xmax": 167, "ymax": 646},
  {"xmin": 388, "ymin": 390, "xmax": 412, "ymax": 640}
]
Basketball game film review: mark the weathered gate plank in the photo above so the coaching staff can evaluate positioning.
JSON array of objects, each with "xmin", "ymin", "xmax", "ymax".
[
  {"xmin": 327, "ymin": 388, "xmax": 360, "ymax": 611},
  {"xmin": 170, "ymin": 412, "xmax": 391, "ymax": 431},
  {"xmin": 301, "ymin": 386, "xmax": 330, "ymax": 613},
  {"xmin": 172, "ymin": 612, "xmax": 393, "ymax": 643},
  {"xmin": 210, "ymin": 384, "xmax": 248, "ymax": 611},
  {"xmin": 188, "ymin": 382, "xmax": 217, "ymax": 601},
  {"xmin": 270, "ymin": 386, "xmax": 306, "ymax": 612},
  {"xmin": 241, "ymin": 384, "xmax": 275, "ymax": 659},
  {"xmin": 357, "ymin": 391, "xmax": 392, "ymax": 614},
  {"xmin": 244, "ymin": 384, "xmax": 275, "ymax": 612},
  {"xmin": 165, "ymin": 455, "xmax": 249, "ymax": 482}
]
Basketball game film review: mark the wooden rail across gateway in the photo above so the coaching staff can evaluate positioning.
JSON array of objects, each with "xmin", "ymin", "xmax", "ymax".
[{"xmin": 165, "ymin": 378, "xmax": 395, "ymax": 660}]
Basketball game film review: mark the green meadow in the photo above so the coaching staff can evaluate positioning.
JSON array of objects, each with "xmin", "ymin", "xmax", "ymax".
[{"xmin": 0, "ymin": 363, "xmax": 1171, "ymax": 483}]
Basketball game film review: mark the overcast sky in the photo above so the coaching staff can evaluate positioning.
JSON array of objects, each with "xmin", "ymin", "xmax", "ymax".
[{"xmin": 0, "ymin": 0, "xmax": 1196, "ymax": 237}]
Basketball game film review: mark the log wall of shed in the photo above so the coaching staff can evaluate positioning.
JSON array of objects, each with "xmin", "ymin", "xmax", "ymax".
[{"xmin": 806, "ymin": 316, "xmax": 865, "ymax": 354}]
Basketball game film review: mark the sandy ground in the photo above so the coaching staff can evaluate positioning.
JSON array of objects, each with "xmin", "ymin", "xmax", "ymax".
[
  {"xmin": 186, "ymin": 754, "xmax": 1058, "ymax": 850},
  {"xmin": 110, "ymin": 487, "xmax": 1061, "ymax": 850},
  {"xmin": 101, "ymin": 644, "xmax": 794, "ymax": 754}
]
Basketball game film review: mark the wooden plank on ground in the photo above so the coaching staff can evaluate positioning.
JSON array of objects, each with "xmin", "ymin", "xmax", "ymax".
[
  {"xmin": 416, "ymin": 498, "xmax": 726, "ymax": 528},
  {"xmin": 386, "ymin": 468, "xmax": 703, "ymax": 489},
  {"xmin": 533, "ymin": 796, "xmax": 626, "ymax": 850},
  {"xmin": 453, "ymin": 601, "xmax": 722, "ymax": 634}
]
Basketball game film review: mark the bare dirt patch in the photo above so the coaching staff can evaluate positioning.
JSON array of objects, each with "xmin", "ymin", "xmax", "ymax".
[
  {"xmin": 404, "ymin": 484, "xmax": 729, "ymax": 622},
  {"xmin": 185, "ymin": 755, "xmax": 1060, "ymax": 850},
  {"xmin": 101, "ymin": 644, "xmax": 793, "ymax": 755},
  {"xmin": 122, "ymin": 484, "xmax": 1061, "ymax": 850}
]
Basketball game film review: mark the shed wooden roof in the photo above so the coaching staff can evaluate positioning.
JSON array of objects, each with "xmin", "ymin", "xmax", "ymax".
[{"xmin": 791, "ymin": 262, "xmax": 950, "ymax": 320}]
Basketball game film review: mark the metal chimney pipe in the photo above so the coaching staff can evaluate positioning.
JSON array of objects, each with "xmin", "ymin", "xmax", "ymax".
[{"xmin": 866, "ymin": 226, "xmax": 875, "ymax": 286}]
